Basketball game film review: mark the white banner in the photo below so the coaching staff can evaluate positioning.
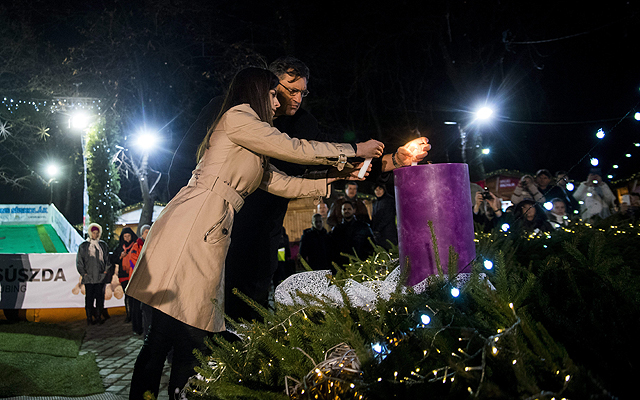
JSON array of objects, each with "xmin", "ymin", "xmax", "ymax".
[
  {"xmin": 0, "ymin": 253, "xmax": 125, "ymax": 309},
  {"xmin": 0, "ymin": 204, "xmax": 50, "ymax": 224}
]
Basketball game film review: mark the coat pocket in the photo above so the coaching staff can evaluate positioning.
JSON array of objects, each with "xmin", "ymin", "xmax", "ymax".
[{"xmin": 203, "ymin": 202, "xmax": 234, "ymax": 244}]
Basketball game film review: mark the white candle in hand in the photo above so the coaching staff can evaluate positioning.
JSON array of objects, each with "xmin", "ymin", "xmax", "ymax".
[{"xmin": 358, "ymin": 158, "xmax": 372, "ymax": 178}]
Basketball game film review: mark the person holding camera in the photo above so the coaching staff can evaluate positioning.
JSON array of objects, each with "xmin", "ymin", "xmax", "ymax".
[
  {"xmin": 573, "ymin": 168, "xmax": 616, "ymax": 221},
  {"xmin": 473, "ymin": 189, "xmax": 504, "ymax": 232},
  {"xmin": 511, "ymin": 174, "xmax": 545, "ymax": 206}
]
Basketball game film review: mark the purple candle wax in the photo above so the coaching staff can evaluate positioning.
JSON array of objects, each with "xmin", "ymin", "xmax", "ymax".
[{"xmin": 394, "ymin": 163, "xmax": 476, "ymax": 285}]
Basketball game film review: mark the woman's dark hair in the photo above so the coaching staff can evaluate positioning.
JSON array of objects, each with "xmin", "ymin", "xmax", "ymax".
[
  {"xmin": 197, "ymin": 67, "xmax": 279, "ymax": 161},
  {"xmin": 118, "ymin": 227, "xmax": 138, "ymax": 245},
  {"xmin": 513, "ymin": 200, "xmax": 550, "ymax": 231},
  {"xmin": 513, "ymin": 199, "xmax": 538, "ymax": 220}
]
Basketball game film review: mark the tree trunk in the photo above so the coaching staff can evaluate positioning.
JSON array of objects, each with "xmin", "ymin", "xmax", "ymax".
[{"xmin": 137, "ymin": 152, "xmax": 154, "ymax": 235}]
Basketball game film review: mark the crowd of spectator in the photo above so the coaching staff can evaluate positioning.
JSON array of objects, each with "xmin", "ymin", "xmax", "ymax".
[
  {"xmin": 297, "ymin": 168, "xmax": 639, "ymax": 273},
  {"xmin": 299, "ymin": 182, "xmax": 396, "ymax": 272},
  {"xmin": 474, "ymin": 167, "xmax": 639, "ymax": 236}
]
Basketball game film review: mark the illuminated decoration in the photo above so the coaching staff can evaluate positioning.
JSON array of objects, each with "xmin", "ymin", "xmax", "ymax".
[
  {"xmin": 613, "ymin": 164, "xmax": 619, "ymax": 169},
  {"xmin": 635, "ymin": 143, "xmax": 640, "ymax": 147},
  {"xmin": 590, "ymin": 157, "xmax": 599, "ymax": 166},
  {"xmin": 285, "ymin": 343, "xmax": 364, "ymax": 400},
  {"xmin": 501, "ymin": 223, "xmax": 510, "ymax": 232},
  {"xmin": 1, "ymin": 96, "xmax": 102, "ymax": 115},
  {"xmin": 0, "ymin": 119, "xmax": 11, "ymax": 139},
  {"xmin": 635, "ymin": 112, "xmax": 640, "ymax": 121},
  {"xmin": 450, "ymin": 287, "xmax": 460, "ymax": 297},
  {"xmin": 483, "ymin": 260, "xmax": 494, "ymax": 270},
  {"xmin": 625, "ymin": 153, "xmax": 632, "ymax": 158},
  {"xmin": 481, "ymin": 148, "xmax": 490, "ymax": 155},
  {"xmin": 184, "ymin": 221, "xmax": 640, "ymax": 399},
  {"xmin": 565, "ymin": 182, "xmax": 575, "ymax": 191},
  {"xmin": 544, "ymin": 201, "xmax": 553, "ymax": 211},
  {"xmin": 596, "ymin": 128, "xmax": 605, "ymax": 139}
]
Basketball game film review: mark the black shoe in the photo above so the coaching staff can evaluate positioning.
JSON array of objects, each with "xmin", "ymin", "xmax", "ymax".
[
  {"xmin": 87, "ymin": 318, "xmax": 93, "ymax": 326},
  {"xmin": 124, "ymin": 315, "xmax": 131, "ymax": 323}
]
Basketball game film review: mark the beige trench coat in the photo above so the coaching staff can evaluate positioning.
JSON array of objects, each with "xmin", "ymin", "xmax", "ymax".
[{"xmin": 126, "ymin": 104, "xmax": 355, "ymax": 331}]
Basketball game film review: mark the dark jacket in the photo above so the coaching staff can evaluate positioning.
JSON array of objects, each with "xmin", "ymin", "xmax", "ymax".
[
  {"xmin": 371, "ymin": 193, "xmax": 397, "ymax": 248},
  {"xmin": 299, "ymin": 227, "xmax": 332, "ymax": 271},
  {"xmin": 76, "ymin": 240, "xmax": 111, "ymax": 284},
  {"xmin": 330, "ymin": 217, "xmax": 376, "ymax": 266}
]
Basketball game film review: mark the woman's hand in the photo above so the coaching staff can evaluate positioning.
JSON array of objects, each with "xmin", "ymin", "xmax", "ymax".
[
  {"xmin": 355, "ymin": 139, "xmax": 384, "ymax": 158},
  {"xmin": 327, "ymin": 161, "xmax": 372, "ymax": 183}
]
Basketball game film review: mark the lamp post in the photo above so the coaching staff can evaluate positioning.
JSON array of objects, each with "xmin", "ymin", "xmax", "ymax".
[
  {"xmin": 453, "ymin": 106, "xmax": 495, "ymax": 182},
  {"xmin": 133, "ymin": 128, "xmax": 159, "ymax": 230},
  {"xmin": 45, "ymin": 163, "xmax": 59, "ymax": 205},
  {"xmin": 69, "ymin": 111, "xmax": 93, "ymax": 235}
]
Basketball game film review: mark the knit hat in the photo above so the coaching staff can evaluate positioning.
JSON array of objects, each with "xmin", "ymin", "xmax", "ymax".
[
  {"xmin": 139, "ymin": 224, "xmax": 151, "ymax": 236},
  {"xmin": 87, "ymin": 223, "xmax": 102, "ymax": 237}
]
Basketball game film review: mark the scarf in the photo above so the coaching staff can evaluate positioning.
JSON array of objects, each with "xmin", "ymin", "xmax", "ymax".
[{"xmin": 88, "ymin": 238, "xmax": 104, "ymax": 262}]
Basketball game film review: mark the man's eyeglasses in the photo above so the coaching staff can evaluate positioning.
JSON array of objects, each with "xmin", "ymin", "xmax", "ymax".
[{"xmin": 279, "ymin": 82, "xmax": 309, "ymax": 98}]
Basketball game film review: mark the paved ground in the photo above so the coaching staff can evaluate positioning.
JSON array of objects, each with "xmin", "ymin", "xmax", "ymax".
[
  {"xmin": 5, "ymin": 313, "xmax": 172, "ymax": 400},
  {"xmin": 77, "ymin": 313, "xmax": 172, "ymax": 400}
]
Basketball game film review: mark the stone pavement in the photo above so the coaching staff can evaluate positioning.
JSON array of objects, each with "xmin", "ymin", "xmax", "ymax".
[
  {"xmin": 5, "ymin": 313, "xmax": 172, "ymax": 400},
  {"xmin": 77, "ymin": 313, "xmax": 171, "ymax": 400}
]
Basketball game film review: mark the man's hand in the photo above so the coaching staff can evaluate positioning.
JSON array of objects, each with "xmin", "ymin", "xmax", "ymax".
[
  {"xmin": 397, "ymin": 137, "xmax": 430, "ymax": 165},
  {"xmin": 327, "ymin": 161, "xmax": 371, "ymax": 183},
  {"xmin": 355, "ymin": 139, "xmax": 384, "ymax": 158}
]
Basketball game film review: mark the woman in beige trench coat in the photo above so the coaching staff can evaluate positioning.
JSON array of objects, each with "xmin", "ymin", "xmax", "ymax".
[{"xmin": 126, "ymin": 67, "xmax": 384, "ymax": 399}]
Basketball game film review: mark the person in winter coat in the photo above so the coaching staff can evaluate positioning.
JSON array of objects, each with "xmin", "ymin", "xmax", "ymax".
[
  {"xmin": 111, "ymin": 227, "xmax": 138, "ymax": 322},
  {"xmin": 371, "ymin": 183, "xmax": 397, "ymax": 249},
  {"xmin": 76, "ymin": 223, "xmax": 111, "ymax": 325},
  {"xmin": 128, "ymin": 224, "xmax": 150, "ymax": 336},
  {"xmin": 125, "ymin": 67, "xmax": 384, "ymax": 399}
]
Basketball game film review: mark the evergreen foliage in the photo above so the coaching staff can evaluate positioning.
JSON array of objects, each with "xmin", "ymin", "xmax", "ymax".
[
  {"xmin": 85, "ymin": 116, "xmax": 121, "ymax": 247},
  {"xmin": 185, "ymin": 222, "xmax": 639, "ymax": 399}
]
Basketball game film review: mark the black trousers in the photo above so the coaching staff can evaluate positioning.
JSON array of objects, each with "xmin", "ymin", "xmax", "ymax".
[
  {"xmin": 84, "ymin": 283, "xmax": 105, "ymax": 320},
  {"xmin": 129, "ymin": 308, "xmax": 213, "ymax": 400}
]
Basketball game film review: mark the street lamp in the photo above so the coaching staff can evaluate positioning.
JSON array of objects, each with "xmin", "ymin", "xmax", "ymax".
[
  {"xmin": 45, "ymin": 163, "xmax": 59, "ymax": 204},
  {"xmin": 476, "ymin": 107, "xmax": 494, "ymax": 120},
  {"xmin": 458, "ymin": 105, "xmax": 496, "ymax": 182}
]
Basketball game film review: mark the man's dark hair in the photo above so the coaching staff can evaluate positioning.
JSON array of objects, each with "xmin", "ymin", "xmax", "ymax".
[
  {"xmin": 342, "ymin": 199, "xmax": 355, "ymax": 209},
  {"xmin": 269, "ymin": 56, "xmax": 310, "ymax": 81},
  {"xmin": 345, "ymin": 181, "xmax": 358, "ymax": 189},
  {"xmin": 536, "ymin": 169, "xmax": 552, "ymax": 178}
]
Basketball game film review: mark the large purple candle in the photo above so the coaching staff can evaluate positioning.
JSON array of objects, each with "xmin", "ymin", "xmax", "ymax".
[{"xmin": 394, "ymin": 163, "xmax": 476, "ymax": 285}]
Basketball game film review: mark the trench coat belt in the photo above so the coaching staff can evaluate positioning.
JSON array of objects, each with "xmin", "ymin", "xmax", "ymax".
[{"xmin": 187, "ymin": 173, "xmax": 245, "ymax": 212}]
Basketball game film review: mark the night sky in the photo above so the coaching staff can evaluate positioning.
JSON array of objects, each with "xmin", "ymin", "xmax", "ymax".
[{"xmin": 1, "ymin": 0, "xmax": 639, "ymax": 221}]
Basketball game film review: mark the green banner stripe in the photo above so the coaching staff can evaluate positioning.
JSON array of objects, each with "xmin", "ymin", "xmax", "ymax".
[{"xmin": 36, "ymin": 224, "xmax": 57, "ymax": 253}]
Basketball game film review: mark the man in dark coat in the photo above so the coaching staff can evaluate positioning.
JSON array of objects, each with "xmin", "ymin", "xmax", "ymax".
[
  {"xmin": 299, "ymin": 213, "xmax": 333, "ymax": 272},
  {"xmin": 327, "ymin": 181, "xmax": 371, "ymax": 229},
  {"xmin": 330, "ymin": 201, "xmax": 376, "ymax": 267}
]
